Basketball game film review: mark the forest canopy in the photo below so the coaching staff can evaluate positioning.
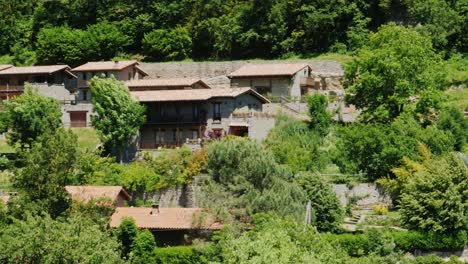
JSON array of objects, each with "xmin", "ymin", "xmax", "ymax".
[{"xmin": 0, "ymin": 0, "xmax": 466, "ymax": 66}]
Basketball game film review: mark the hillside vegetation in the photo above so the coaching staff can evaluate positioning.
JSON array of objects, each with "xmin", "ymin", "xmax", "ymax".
[{"xmin": 0, "ymin": 0, "xmax": 466, "ymax": 66}]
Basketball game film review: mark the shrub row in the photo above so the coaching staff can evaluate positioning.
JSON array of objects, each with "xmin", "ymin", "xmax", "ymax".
[
  {"xmin": 153, "ymin": 246, "xmax": 205, "ymax": 264},
  {"xmin": 392, "ymin": 231, "xmax": 467, "ymax": 252},
  {"xmin": 324, "ymin": 230, "xmax": 467, "ymax": 257}
]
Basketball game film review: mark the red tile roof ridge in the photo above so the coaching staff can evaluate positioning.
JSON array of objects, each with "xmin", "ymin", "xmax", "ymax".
[{"xmin": 72, "ymin": 60, "xmax": 139, "ymax": 71}]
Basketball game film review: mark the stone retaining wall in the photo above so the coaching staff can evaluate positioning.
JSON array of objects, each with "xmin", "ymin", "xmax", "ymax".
[
  {"xmin": 333, "ymin": 183, "xmax": 392, "ymax": 207},
  {"xmin": 140, "ymin": 60, "xmax": 344, "ymax": 90}
]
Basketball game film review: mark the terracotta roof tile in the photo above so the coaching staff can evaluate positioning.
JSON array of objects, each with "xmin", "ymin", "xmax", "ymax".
[
  {"xmin": 130, "ymin": 87, "xmax": 269, "ymax": 103},
  {"xmin": 134, "ymin": 65, "xmax": 149, "ymax": 76},
  {"xmin": 65, "ymin": 186, "xmax": 131, "ymax": 203},
  {"xmin": 126, "ymin": 78, "xmax": 209, "ymax": 88},
  {"xmin": 110, "ymin": 207, "xmax": 223, "ymax": 230},
  {"xmin": 72, "ymin": 60, "xmax": 139, "ymax": 72},
  {"xmin": 0, "ymin": 65, "xmax": 13, "ymax": 72},
  {"xmin": 0, "ymin": 65, "xmax": 71, "ymax": 75},
  {"xmin": 228, "ymin": 63, "xmax": 311, "ymax": 77}
]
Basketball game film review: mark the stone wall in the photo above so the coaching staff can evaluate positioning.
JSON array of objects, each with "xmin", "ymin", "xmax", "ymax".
[
  {"xmin": 138, "ymin": 181, "xmax": 391, "ymax": 210},
  {"xmin": 333, "ymin": 183, "xmax": 392, "ymax": 207}
]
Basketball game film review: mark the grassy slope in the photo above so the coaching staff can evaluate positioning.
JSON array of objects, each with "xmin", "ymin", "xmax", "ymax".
[
  {"xmin": 0, "ymin": 128, "xmax": 101, "ymax": 153},
  {"xmin": 71, "ymin": 128, "xmax": 100, "ymax": 151}
]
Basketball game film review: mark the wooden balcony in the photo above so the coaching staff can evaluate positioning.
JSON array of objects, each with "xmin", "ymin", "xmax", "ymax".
[
  {"xmin": 0, "ymin": 85, "xmax": 24, "ymax": 92},
  {"xmin": 77, "ymin": 80, "xmax": 89, "ymax": 88},
  {"xmin": 300, "ymin": 77, "xmax": 315, "ymax": 87}
]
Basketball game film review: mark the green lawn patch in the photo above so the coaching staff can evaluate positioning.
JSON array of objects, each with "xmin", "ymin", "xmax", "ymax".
[
  {"xmin": 70, "ymin": 128, "xmax": 100, "ymax": 151},
  {"xmin": 444, "ymin": 87, "xmax": 468, "ymax": 111},
  {"xmin": 0, "ymin": 138, "xmax": 14, "ymax": 153}
]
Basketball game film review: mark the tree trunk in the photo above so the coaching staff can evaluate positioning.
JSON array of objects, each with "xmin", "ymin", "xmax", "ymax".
[{"xmin": 119, "ymin": 147, "xmax": 123, "ymax": 164}]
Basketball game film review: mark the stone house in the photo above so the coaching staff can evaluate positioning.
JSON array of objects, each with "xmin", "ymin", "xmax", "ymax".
[
  {"xmin": 68, "ymin": 60, "xmax": 149, "ymax": 127},
  {"xmin": 0, "ymin": 64, "xmax": 77, "ymax": 101},
  {"xmin": 110, "ymin": 206, "xmax": 222, "ymax": 245},
  {"xmin": 227, "ymin": 63, "xmax": 314, "ymax": 100},
  {"xmin": 130, "ymin": 83, "xmax": 271, "ymax": 149},
  {"xmin": 0, "ymin": 65, "xmax": 88, "ymax": 126}
]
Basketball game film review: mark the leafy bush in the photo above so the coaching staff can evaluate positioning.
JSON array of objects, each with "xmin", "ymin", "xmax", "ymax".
[
  {"xmin": 436, "ymin": 106, "xmax": 468, "ymax": 151},
  {"xmin": 373, "ymin": 204, "xmax": 388, "ymax": 215},
  {"xmin": 153, "ymin": 246, "xmax": 205, "ymax": 264},
  {"xmin": 334, "ymin": 114, "xmax": 455, "ymax": 180},
  {"xmin": 205, "ymin": 137, "xmax": 306, "ymax": 220},
  {"xmin": 0, "ymin": 214, "xmax": 123, "ymax": 263},
  {"xmin": 142, "ymin": 27, "xmax": 192, "ymax": 61},
  {"xmin": 392, "ymin": 231, "xmax": 467, "ymax": 252},
  {"xmin": 324, "ymin": 229, "xmax": 395, "ymax": 257},
  {"xmin": 298, "ymin": 173, "xmax": 344, "ymax": 232},
  {"xmin": 307, "ymin": 94, "xmax": 332, "ymax": 136},
  {"xmin": 265, "ymin": 115, "xmax": 327, "ymax": 173},
  {"xmin": 399, "ymin": 153, "xmax": 467, "ymax": 233}
]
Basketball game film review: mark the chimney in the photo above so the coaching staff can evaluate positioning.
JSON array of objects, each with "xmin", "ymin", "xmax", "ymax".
[{"xmin": 150, "ymin": 204, "xmax": 159, "ymax": 215}]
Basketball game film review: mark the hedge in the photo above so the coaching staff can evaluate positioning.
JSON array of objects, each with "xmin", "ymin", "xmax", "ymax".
[
  {"xmin": 391, "ymin": 231, "xmax": 466, "ymax": 252},
  {"xmin": 324, "ymin": 230, "xmax": 466, "ymax": 256},
  {"xmin": 153, "ymin": 246, "xmax": 206, "ymax": 264}
]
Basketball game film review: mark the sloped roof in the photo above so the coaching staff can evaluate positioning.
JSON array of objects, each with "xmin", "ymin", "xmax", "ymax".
[
  {"xmin": 0, "ymin": 65, "xmax": 13, "ymax": 71},
  {"xmin": 109, "ymin": 207, "xmax": 223, "ymax": 230},
  {"xmin": 0, "ymin": 65, "xmax": 75, "ymax": 77},
  {"xmin": 228, "ymin": 63, "xmax": 311, "ymax": 77},
  {"xmin": 126, "ymin": 78, "xmax": 209, "ymax": 89},
  {"xmin": 130, "ymin": 87, "xmax": 270, "ymax": 103},
  {"xmin": 72, "ymin": 60, "xmax": 140, "ymax": 72},
  {"xmin": 134, "ymin": 65, "xmax": 149, "ymax": 76},
  {"xmin": 65, "ymin": 186, "xmax": 131, "ymax": 203}
]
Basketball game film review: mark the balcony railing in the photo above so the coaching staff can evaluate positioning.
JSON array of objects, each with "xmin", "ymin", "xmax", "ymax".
[{"xmin": 0, "ymin": 85, "xmax": 25, "ymax": 92}]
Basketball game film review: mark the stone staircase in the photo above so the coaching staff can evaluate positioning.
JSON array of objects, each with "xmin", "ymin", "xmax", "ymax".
[{"xmin": 342, "ymin": 204, "xmax": 374, "ymax": 231}]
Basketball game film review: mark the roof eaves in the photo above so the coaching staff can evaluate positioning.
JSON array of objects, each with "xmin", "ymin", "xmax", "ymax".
[{"xmin": 134, "ymin": 65, "xmax": 149, "ymax": 76}]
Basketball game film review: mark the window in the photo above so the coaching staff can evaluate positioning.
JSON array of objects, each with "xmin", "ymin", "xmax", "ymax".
[
  {"xmin": 191, "ymin": 130, "xmax": 199, "ymax": 139},
  {"xmin": 213, "ymin": 102, "xmax": 221, "ymax": 121},
  {"xmin": 82, "ymin": 90, "xmax": 88, "ymax": 101},
  {"xmin": 175, "ymin": 105, "xmax": 181, "ymax": 120},
  {"xmin": 33, "ymin": 76, "xmax": 46, "ymax": 83},
  {"xmin": 172, "ymin": 129, "xmax": 177, "ymax": 142},
  {"xmin": 192, "ymin": 104, "xmax": 199, "ymax": 121}
]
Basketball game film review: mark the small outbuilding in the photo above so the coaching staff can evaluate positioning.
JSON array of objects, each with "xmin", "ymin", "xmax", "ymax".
[
  {"xmin": 65, "ymin": 186, "xmax": 131, "ymax": 207},
  {"xmin": 110, "ymin": 206, "xmax": 223, "ymax": 245}
]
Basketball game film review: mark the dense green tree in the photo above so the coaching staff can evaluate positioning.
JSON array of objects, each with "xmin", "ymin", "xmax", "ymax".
[
  {"xmin": 131, "ymin": 229, "xmax": 157, "ymax": 261},
  {"xmin": 205, "ymin": 137, "xmax": 306, "ymax": 220},
  {"xmin": 436, "ymin": 106, "xmax": 468, "ymax": 151},
  {"xmin": 36, "ymin": 26, "xmax": 85, "ymax": 66},
  {"xmin": 89, "ymin": 77, "xmax": 145, "ymax": 163},
  {"xmin": 0, "ymin": 214, "xmax": 123, "ymax": 263},
  {"xmin": 399, "ymin": 153, "xmax": 468, "ymax": 233},
  {"xmin": 345, "ymin": 23, "xmax": 448, "ymax": 123},
  {"xmin": 142, "ymin": 27, "xmax": 192, "ymax": 61},
  {"xmin": 1, "ymin": 0, "xmax": 467, "ymax": 63},
  {"xmin": 406, "ymin": 0, "xmax": 462, "ymax": 50},
  {"xmin": 307, "ymin": 94, "xmax": 332, "ymax": 136},
  {"xmin": 84, "ymin": 21, "xmax": 131, "ymax": 61},
  {"xmin": 298, "ymin": 173, "xmax": 344, "ymax": 232},
  {"xmin": 2, "ymin": 86, "xmax": 62, "ymax": 150},
  {"xmin": 217, "ymin": 214, "xmax": 350, "ymax": 264},
  {"xmin": 334, "ymin": 114, "xmax": 454, "ymax": 180},
  {"xmin": 116, "ymin": 217, "xmax": 138, "ymax": 258},
  {"xmin": 12, "ymin": 129, "xmax": 77, "ymax": 218},
  {"xmin": 265, "ymin": 115, "xmax": 327, "ymax": 173}
]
